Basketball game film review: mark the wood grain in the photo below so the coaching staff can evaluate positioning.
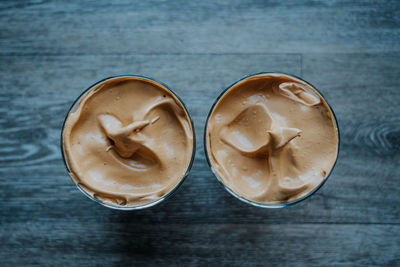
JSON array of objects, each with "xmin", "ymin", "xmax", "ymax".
[
  {"xmin": 0, "ymin": 0, "xmax": 399, "ymax": 266},
  {"xmin": 1, "ymin": 223, "xmax": 399, "ymax": 266},
  {"xmin": 1, "ymin": 0, "xmax": 399, "ymax": 55}
]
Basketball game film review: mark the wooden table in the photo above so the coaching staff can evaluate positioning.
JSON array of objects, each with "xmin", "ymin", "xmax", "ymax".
[{"xmin": 1, "ymin": 1, "xmax": 399, "ymax": 266}]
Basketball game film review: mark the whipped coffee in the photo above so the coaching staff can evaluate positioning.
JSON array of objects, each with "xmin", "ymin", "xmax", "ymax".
[
  {"xmin": 206, "ymin": 73, "xmax": 338, "ymax": 205},
  {"xmin": 62, "ymin": 76, "xmax": 194, "ymax": 207}
]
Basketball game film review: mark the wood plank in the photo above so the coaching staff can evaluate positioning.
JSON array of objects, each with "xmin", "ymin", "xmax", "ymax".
[
  {"xmin": 0, "ymin": 222, "xmax": 399, "ymax": 266},
  {"xmin": 1, "ymin": 0, "xmax": 399, "ymax": 54},
  {"xmin": 0, "ymin": 54, "xmax": 399, "ymax": 225}
]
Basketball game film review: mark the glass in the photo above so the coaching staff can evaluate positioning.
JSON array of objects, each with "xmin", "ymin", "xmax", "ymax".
[
  {"xmin": 61, "ymin": 75, "xmax": 196, "ymax": 210},
  {"xmin": 203, "ymin": 72, "xmax": 340, "ymax": 208}
]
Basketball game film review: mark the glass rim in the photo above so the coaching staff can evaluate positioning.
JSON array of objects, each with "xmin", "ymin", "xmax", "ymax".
[
  {"xmin": 61, "ymin": 75, "xmax": 196, "ymax": 210},
  {"xmin": 203, "ymin": 72, "xmax": 340, "ymax": 208}
]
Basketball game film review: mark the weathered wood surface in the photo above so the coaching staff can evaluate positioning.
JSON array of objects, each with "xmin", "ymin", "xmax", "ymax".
[{"xmin": 0, "ymin": 1, "xmax": 399, "ymax": 266}]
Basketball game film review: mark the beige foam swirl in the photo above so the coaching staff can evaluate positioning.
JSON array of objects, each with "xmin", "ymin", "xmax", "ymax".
[
  {"xmin": 62, "ymin": 76, "xmax": 194, "ymax": 207},
  {"xmin": 206, "ymin": 73, "xmax": 338, "ymax": 204}
]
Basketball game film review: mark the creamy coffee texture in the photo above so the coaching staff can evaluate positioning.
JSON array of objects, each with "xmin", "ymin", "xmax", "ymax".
[
  {"xmin": 206, "ymin": 73, "xmax": 338, "ymax": 205},
  {"xmin": 62, "ymin": 76, "xmax": 194, "ymax": 207}
]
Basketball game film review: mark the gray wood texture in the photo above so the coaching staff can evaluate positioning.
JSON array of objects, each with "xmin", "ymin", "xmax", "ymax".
[{"xmin": 0, "ymin": 0, "xmax": 399, "ymax": 266}]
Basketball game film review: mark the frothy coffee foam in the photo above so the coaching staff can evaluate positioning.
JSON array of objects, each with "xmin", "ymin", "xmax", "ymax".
[
  {"xmin": 62, "ymin": 76, "xmax": 194, "ymax": 207},
  {"xmin": 206, "ymin": 73, "xmax": 338, "ymax": 205}
]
